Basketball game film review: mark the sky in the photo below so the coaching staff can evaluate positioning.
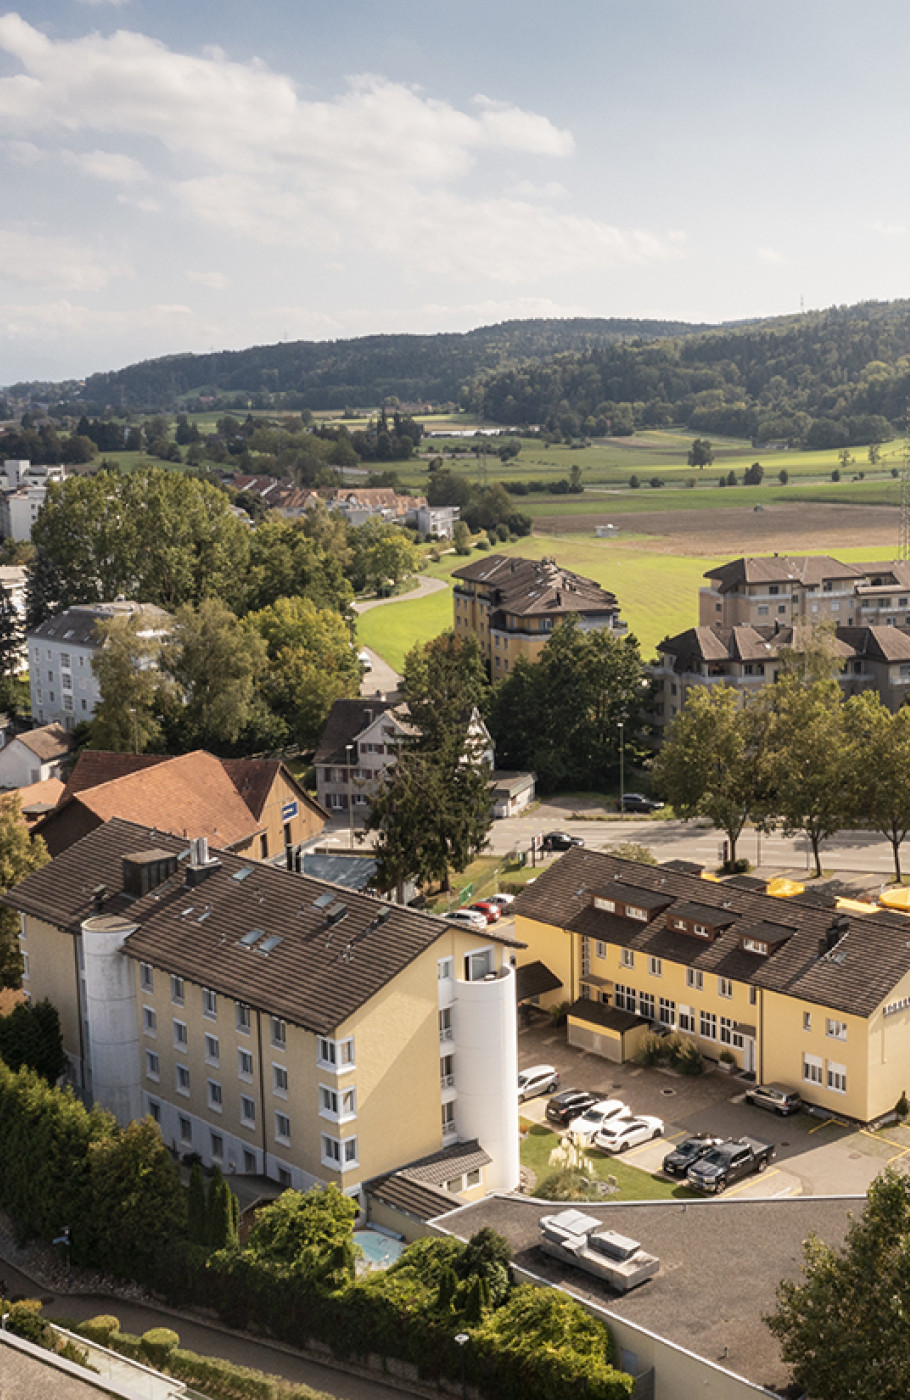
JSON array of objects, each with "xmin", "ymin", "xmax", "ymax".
[{"xmin": 3, "ymin": 1, "xmax": 910, "ymax": 384}]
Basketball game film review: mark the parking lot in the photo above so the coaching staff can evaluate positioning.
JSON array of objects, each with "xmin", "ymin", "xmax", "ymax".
[{"xmin": 518, "ymin": 1016, "xmax": 910, "ymax": 1198}]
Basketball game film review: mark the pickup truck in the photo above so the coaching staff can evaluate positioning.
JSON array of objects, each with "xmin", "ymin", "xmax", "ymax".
[{"xmin": 686, "ymin": 1137, "xmax": 774, "ymax": 1193}]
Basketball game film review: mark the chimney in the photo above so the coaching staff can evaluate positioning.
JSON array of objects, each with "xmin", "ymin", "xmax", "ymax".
[
  {"xmin": 185, "ymin": 836, "xmax": 221, "ymax": 888},
  {"xmin": 92, "ymin": 884, "xmax": 107, "ymax": 915}
]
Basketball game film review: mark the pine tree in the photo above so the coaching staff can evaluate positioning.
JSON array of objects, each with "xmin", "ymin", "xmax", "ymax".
[{"xmin": 187, "ymin": 1162, "xmax": 206, "ymax": 1244}]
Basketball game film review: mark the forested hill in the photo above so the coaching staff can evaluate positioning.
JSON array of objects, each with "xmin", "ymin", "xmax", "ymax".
[
  {"xmin": 469, "ymin": 299, "xmax": 910, "ymax": 445},
  {"xmin": 8, "ymin": 317, "xmax": 711, "ymax": 412}
]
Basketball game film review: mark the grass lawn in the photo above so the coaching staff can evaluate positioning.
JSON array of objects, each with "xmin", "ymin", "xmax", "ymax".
[
  {"xmin": 356, "ymin": 583, "xmax": 453, "ymax": 672},
  {"xmin": 521, "ymin": 1123, "xmax": 695, "ymax": 1201}
]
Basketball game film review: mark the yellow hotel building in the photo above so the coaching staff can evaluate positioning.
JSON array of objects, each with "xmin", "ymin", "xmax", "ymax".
[
  {"xmin": 6, "ymin": 818, "xmax": 521, "ymax": 1204},
  {"xmin": 513, "ymin": 848, "xmax": 910, "ymax": 1124},
  {"xmin": 451, "ymin": 554, "xmax": 625, "ymax": 674}
]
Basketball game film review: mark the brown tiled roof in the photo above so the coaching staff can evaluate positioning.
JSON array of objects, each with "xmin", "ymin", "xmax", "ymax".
[
  {"xmin": 515, "ymin": 960, "xmax": 563, "ymax": 1000},
  {"xmin": 16, "ymin": 723, "xmax": 75, "ymax": 762},
  {"xmin": 3, "ymin": 818, "xmax": 518, "ymax": 1035},
  {"xmin": 220, "ymin": 757, "xmax": 328, "ymax": 821},
  {"xmin": 34, "ymin": 751, "xmax": 262, "ymax": 851},
  {"xmin": 452, "ymin": 554, "xmax": 620, "ymax": 622},
  {"xmin": 657, "ymin": 623, "xmax": 854, "ymax": 672},
  {"xmin": 513, "ymin": 848, "xmax": 910, "ymax": 1017},
  {"xmin": 566, "ymin": 999, "xmax": 647, "ymax": 1033},
  {"xmin": 365, "ymin": 1174, "xmax": 457, "ymax": 1221},
  {"xmin": 313, "ymin": 697, "xmax": 401, "ymax": 766},
  {"xmin": 703, "ymin": 555, "xmax": 865, "ymax": 590},
  {"xmin": 61, "ymin": 751, "xmax": 167, "ymax": 799},
  {"xmin": 836, "ymin": 625, "xmax": 910, "ymax": 663}
]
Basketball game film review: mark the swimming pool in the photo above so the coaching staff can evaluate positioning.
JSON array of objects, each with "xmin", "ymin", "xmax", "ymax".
[{"xmin": 354, "ymin": 1227, "xmax": 405, "ymax": 1271}]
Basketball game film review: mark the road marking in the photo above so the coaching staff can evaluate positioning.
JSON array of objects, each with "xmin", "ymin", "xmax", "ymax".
[
  {"xmin": 724, "ymin": 1167, "xmax": 780, "ymax": 1198},
  {"xmin": 809, "ymin": 1117, "xmax": 848, "ymax": 1134},
  {"xmin": 860, "ymin": 1128, "xmax": 910, "ymax": 1152}
]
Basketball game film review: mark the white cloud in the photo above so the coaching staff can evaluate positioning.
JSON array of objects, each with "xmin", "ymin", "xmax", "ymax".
[
  {"xmin": 187, "ymin": 270, "xmax": 230, "ymax": 290},
  {"xmin": 757, "ymin": 246, "xmax": 785, "ymax": 265},
  {"xmin": 6, "ymin": 138, "xmax": 43, "ymax": 164},
  {"xmin": 76, "ymin": 0, "xmax": 132, "ymax": 7},
  {"xmin": 68, "ymin": 148, "xmax": 150, "ymax": 183},
  {"xmin": 116, "ymin": 192, "xmax": 161, "ymax": 213},
  {"xmin": 504, "ymin": 179, "xmax": 568, "ymax": 201},
  {"xmin": 0, "ymin": 227, "xmax": 130, "ymax": 290},
  {"xmin": 0, "ymin": 14, "xmax": 673, "ymax": 283},
  {"xmin": 871, "ymin": 221, "xmax": 907, "ymax": 237}
]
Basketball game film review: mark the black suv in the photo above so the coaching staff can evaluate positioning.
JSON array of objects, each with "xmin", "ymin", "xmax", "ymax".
[
  {"xmin": 662, "ymin": 1134, "xmax": 721, "ymax": 1177},
  {"xmin": 542, "ymin": 831, "xmax": 584, "ymax": 852},
  {"xmin": 618, "ymin": 793, "xmax": 665, "ymax": 813},
  {"xmin": 546, "ymin": 1089, "xmax": 599, "ymax": 1127}
]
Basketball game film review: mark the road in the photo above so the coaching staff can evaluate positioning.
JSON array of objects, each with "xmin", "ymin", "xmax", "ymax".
[{"xmin": 354, "ymin": 574, "xmax": 449, "ymax": 697}]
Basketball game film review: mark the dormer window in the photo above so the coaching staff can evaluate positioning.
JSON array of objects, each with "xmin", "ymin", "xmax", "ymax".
[
  {"xmin": 593, "ymin": 896, "xmax": 615, "ymax": 913},
  {"xmin": 742, "ymin": 938, "xmax": 769, "ymax": 956},
  {"xmin": 625, "ymin": 905, "xmax": 648, "ymax": 922}
]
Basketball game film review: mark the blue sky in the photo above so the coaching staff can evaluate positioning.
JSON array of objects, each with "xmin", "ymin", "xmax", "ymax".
[{"xmin": 2, "ymin": 1, "xmax": 910, "ymax": 383}]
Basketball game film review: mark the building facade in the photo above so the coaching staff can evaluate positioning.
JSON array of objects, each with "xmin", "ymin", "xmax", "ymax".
[
  {"xmin": 6, "ymin": 819, "xmax": 521, "ymax": 1201},
  {"xmin": 452, "ymin": 554, "xmax": 625, "ymax": 674},
  {"xmin": 512, "ymin": 848, "xmax": 910, "ymax": 1124}
]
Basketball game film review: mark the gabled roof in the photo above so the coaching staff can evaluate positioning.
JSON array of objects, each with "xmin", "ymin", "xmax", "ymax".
[
  {"xmin": 34, "ymin": 751, "xmax": 262, "ymax": 851},
  {"xmin": 2, "ymin": 818, "xmax": 518, "ymax": 1034},
  {"xmin": 28, "ymin": 601, "xmax": 171, "ymax": 647},
  {"xmin": 836, "ymin": 625, "xmax": 910, "ymax": 663},
  {"xmin": 15, "ymin": 723, "xmax": 74, "ymax": 762},
  {"xmin": 657, "ymin": 623, "xmax": 856, "ymax": 671},
  {"xmin": 220, "ymin": 757, "xmax": 327, "ymax": 821},
  {"xmin": 60, "ymin": 751, "xmax": 167, "ymax": 799},
  {"xmin": 452, "ymin": 554, "xmax": 620, "ymax": 620},
  {"xmin": 313, "ymin": 696, "xmax": 402, "ymax": 766},
  {"xmin": 703, "ymin": 555, "xmax": 865, "ymax": 590},
  {"xmin": 514, "ymin": 848, "xmax": 910, "ymax": 1017}
]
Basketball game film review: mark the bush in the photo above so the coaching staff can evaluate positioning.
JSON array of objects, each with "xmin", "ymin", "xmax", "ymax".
[
  {"xmin": 80, "ymin": 1314, "xmax": 120, "ymax": 1345},
  {"xmin": 649, "ymin": 476, "xmax": 664, "ymax": 489},
  {"xmin": 637, "ymin": 1032, "xmax": 666, "ymax": 1067},
  {"xmin": 672, "ymin": 1039, "xmax": 704, "ymax": 1075},
  {"xmin": 831, "ymin": 467, "xmax": 841, "ymax": 481},
  {"xmin": 141, "ymin": 1327, "xmax": 180, "ymax": 1367},
  {"xmin": 628, "ymin": 474, "xmax": 640, "ymax": 489},
  {"xmin": 721, "ymin": 857, "xmax": 751, "ymax": 875},
  {"xmin": 6, "ymin": 1299, "xmax": 54, "ymax": 1349},
  {"xmin": 719, "ymin": 1048, "xmax": 736, "ymax": 1065},
  {"xmin": 897, "ymin": 1090, "xmax": 909, "ymax": 1118},
  {"xmin": 547, "ymin": 1000, "xmax": 570, "ymax": 1027}
]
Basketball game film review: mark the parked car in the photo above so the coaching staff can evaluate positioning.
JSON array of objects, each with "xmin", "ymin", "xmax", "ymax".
[
  {"xmin": 444, "ymin": 908, "xmax": 487, "ymax": 931},
  {"xmin": 744, "ymin": 1083, "xmax": 803, "ymax": 1117},
  {"xmin": 618, "ymin": 792, "xmax": 665, "ymax": 813},
  {"xmin": 546, "ymin": 1089, "xmax": 600, "ymax": 1127},
  {"xmin": 662, "ymin": 1134, "xmax": 723, "ymax": 1177},
  {"xmin": 594, "ymin": 1115, "xmax": 664, "ymax": 1154},
  {"xmin": 486, "ymin": 893, "xmax": 515, "ymax": 910},
  {"xmin": 542, "ymin": 831, "xmax": 584, "ymax": 852},
  {"xmin": 518, "ymin": 1064, "xmax": 560, "ymax": 1102},
  {"xmin": 686, "ymin": 1137, "xmax": 775, "ymax": 1193},
  {"xmin": 358, "ymin": 648, "xmax": 372, "ymax": 671},
  {"xmin": 567, "ymin": 1099, "xmax": 630, "ymax": 1144},
  {"xmin": 469, "ymin": 900, "xmax": 501, "ymax": 923}
]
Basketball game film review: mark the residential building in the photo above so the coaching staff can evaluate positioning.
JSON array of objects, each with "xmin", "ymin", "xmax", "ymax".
[
  {"xmin": 0, "ymin": 564, "xmax": 28, "ymax": 672},
  {"xmin": 0, "ymin": 459, "xmax": 66, "ymax": 542},
  {"xmin": 28, "ymin": 601, "xmax": 171, "ymax": 730},
  {"xmin": 416, "ymin": 502, "xmax": 460, "ymax": 540},
  {"xmin": 451, "ymin": 555, "xmax": 625, "ymax": 674},
  {"xmin": 699, "ymin": 555, "xmax": 866, "ymax": 628},
  {"xmin": 314, "ymin": 696, "xmax": 411, "ymax": 815},
  {"xmin": 0, "ymin": 722, "xmax": 74, "ymax": 788},
  {"xmin": 512, "ymin": 847, "xmax": 910, "ymax": 1123},
  {"xmin": 31, "ymin": 749, "xmax": 327, "ymax": 861},
  {"xmin": 4, "ymin": 818, "xmax": 521, "ymax": 1201}
]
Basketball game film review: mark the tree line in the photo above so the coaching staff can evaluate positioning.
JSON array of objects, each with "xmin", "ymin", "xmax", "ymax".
[{"xmin": 654, "ymin": 636, "xmax": 910, "ymax": 878}]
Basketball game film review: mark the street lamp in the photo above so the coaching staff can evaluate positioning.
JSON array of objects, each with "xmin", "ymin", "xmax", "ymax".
[
  {"xmin": 617, "ymin": 719, "xmax": 625, "ymax": 814},
  {"xmin": 454, "ymin": 1332, "xmax": 469, "ymax": 1400},
  {"xmin": 345, "ymin": 743, "xmax": 355, "ymax": 850}
]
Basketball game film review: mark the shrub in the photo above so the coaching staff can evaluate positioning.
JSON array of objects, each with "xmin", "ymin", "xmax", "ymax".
[
  {"xmin": 637, "ymin": 1032, "xmax": 666, "ymax": 1067},
  {"xmin": 141, "ymin": 1327, "xmax": 180, "ymax": 1367},
  {"xmin": 6, "ymin": 1299, "xmax": 54, "ymax": 1349},
  {"xmin": 80, "ymin": 1314, "xmax": 120, "ymax": 1345},
  {"xmin": 628, "ymin": 474, "xmax": 640, "ymax": 489},
  {"xmin": 649, "ymin": 476, "xmax": 664, "ymax": 489},
  {"xmin": 831, "ymin": 467, "xmax": 841, "ymax": 481},
  {"xmin": 897, "ymin": 1090, "xmax": 909, "ymax": 1118},
  {"xmin": 719, "ymin": 1048, "xmax": 736, "ymax": 1065},
  {"xmin": 547, "ymin": 1000, "xmax": 570, "ymax": 1027},
  {"xmin": 674, "ymin": 1039, "xmax": 704, "ymax": 1075},
  {"xmin": 721, "ymin": 857, "xmax": 751, "ymax": 875},
  {"xmin": 605, "ymin": 841, "xmax": 657, "ymax": 865},
  {"xmin": 778, "ymin": 467, "xmax": 789, "ymax": 484}
]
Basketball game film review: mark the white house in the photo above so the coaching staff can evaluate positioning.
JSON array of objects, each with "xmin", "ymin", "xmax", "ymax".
[
  {"xmin": 0, "ymin": 460, "xmax": 67, "ymax": 543},
  {"xmin": 0, "ymin": 722, "xmax": 74, "ymax": 788},
  {"xmin": 28, "ymin": 601, "xmax": 171, "ymax": 731}
]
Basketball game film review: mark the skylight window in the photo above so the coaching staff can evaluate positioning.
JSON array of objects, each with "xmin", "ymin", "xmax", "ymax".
[{"xmin": 240, "ymin": 928, "xmax": 266, "ymax": 947}]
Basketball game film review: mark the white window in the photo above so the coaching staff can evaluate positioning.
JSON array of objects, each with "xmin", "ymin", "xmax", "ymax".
[
  {"xmin": 176, "ymin": 1064, "xmax": 190, "ymax": 1096},
  {"xmin": 439, "ymin": 1008, "xmax": 453, "ymax": 1041},
  {"xmin": 142, "ymin": 1006, "xmax": 157, "ymax": 1036},
  {"xmin": 438, "ymin": 957, "xmax": 454, "ymax": 980},
  {"xmin": 638, "ymin": 991, "xmax": 655, "ymax": 1020},
  {"xmin": 803, "ymin": 1011, "xmax": 811, "ymax": 1031},
  {"xmin": 678, "ymin": 1004, "xmax": 695, "ymax": 1033},
  {"xmin": 178, "ymin": 1115, "xmax": 192, "ymax": 1144},
  {"xmin": 719, "ymin": 1016, "xmax": 734, "ymax": 1045},
  {"xmin": 320, "ymin": 1084, "xmax": 355, "ymax": 1119},
  {"xmin": 170, "ymin": 975, "xmax": 184, "ymax": 1005},
  {"xmin": 749, "ymin": 985, "xmax": 758, "ymax": 1005},
  {"xmin": 140, "ymin": 962, "xmax": 154, "ymax": 991},
  {"xmin": 717, "ymin": 977, "xmax": 733, "ymax": 999},
  {"xmin": 658, "ymin": 997, "xmax": 676, "ymax": 1027},
  {"xmin": 145, "ymin": 1050, "xmax": 160, "ymax": 1082},
  {"xmin": 210, "ymin": 1132, "xmax": 224, "ymax": 1160},
  {"xmin": 147, "ymin": 1097, "xmax": 160, "ymax": 1122},
  {"xmin": 648, "ymin": 956, "xmax": 662, "ymax": 977},
  {"xmin": 275, "ymin": 1112, "xmax": 291, "ymax": 1144},
  {"xmin": 465, "ymin": 1168, "xmax": 481, "ymax": 1188},
  {"xmin": 173, "ymin": 1020, "xmax": 188, "ymax": 1050},
  {"xmin": 827, "ymin": 1061, "xmax": 847, "ymax": 1093},
  {"xmin": 700, "ymin": 1010, "xmax": 717, "ymax": 1041},
  {"xmin": 236, "ymin": 1002, "xmax": 251, "ymax": 1034},
  {"xmin": 595, "ymin": 941, "xmax": 607, "ymax": 959},
  {"xmin": 238, "ymin": 1048, "xmax": 253, "ymax": 1080},
  {"xmin": 620, "ymin": 948, "xmax": 634, "ymax": 968},
  {"xmin": 593, "ymin": 896, "xmax": 615, "ymax": 912},
  {"xmin": 743, "ymin": 938, "xmax": 768, "ymax": 955},
  {"xmin": 826, "ymin": 1018, "xmax": 847, "ymax": 1041},
  {"xmin": 614, "ymin": 983, "xmax": 636, "ymax": 1012},
  {"xmin": 441, "ymin": 1053, "xmax": 455, "ymax": 1088},
  {"xmin": 207, "ymin": 1080, "xmax": 223, "ymax": 1111},
  {"xmin": 686, "ymin": 968, "xmax": 703, "ymax": 991},
  {"xmin": 240, "ymin": 1095, "xmax": 256, "ymax": 1126},
  {"xmin": 442, "ymin": 1101, "xmax": 456, "ymax": 1132},
  {"xmin": 273, "ymin": 1064, "xmax": 288, "ymax": 1096},
  {"xmin": 271, "ymin": 1016, "xmax": 286, "ymax": 1048},
  {"xmin": 803, "ymin": 1053, "xmax": 823, "ymax": 1085},
  {"xmin": 202, "ymin": 987, "xmax": 217, "ymax": 1020},
  {"xmin": 204, "ymin": 1033, "xmax": 220, "ymax": 1066},
  {"xmin": 625, "ymin": 905, "xmax": 648, "ymax": 922}
]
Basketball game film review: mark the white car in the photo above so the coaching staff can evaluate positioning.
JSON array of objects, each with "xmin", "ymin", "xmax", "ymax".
[
  {"xmin": 358, "ymin": 648, "xmax": 372, "ymax": 671},
  {"xmin": 567, "ymin": 1099, "xmax": 630, "ymax": 1144},
  {"xmin": 518, "ymin": 1064, "xmax": 560, "ymax": 1102},
  {"xmin": 593, "ymin": 1115, "xmax": 664, "ymax": 1154},
  {"xmin": 486, "ymin": 893, "xmax": 515, "ymax": 910},
  {"xmin": 444, "ymin": 908, "xmax": 487, "ymax": 931}
]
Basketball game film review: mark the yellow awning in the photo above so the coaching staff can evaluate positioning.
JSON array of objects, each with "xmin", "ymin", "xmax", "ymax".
[
  {"xmin": 879, "ymin": 887, "xmax": 910, "ymax": 912},
  {"xmin": 766, "ymin": 877, "xmax": 805, "ymax": 898}
]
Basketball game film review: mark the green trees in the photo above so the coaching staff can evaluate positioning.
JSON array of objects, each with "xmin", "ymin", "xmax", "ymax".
[
  {"xmin": 244, "ymin": 1185, "xmax": 357, "ymax": 1288},
  {"xmin": 367, "ymin": 634, "xmax": 493, "ymax": 893},
  {"xmin": 687, "ymin": 438, "xmax": 714, "ymax": 468},
  {"xmin": 0, "ymin": 999, "xmax": 66, "ymax": 1082},
  {"xmin": 488, "ymin": 620, "xmax": 649, "ymax": 794},
  {"xmin": 162, "ymin": 599, "xmax": 270, "ymax": 753},
  {"xmin": 843, "ymin": 694, "xmax": 910, "ymax": 881},
  {"xmin": 764, "ymin": 674, "xmax": 848, "ymax": 878},
  {"xmin": 654, "ymin": 687, "xmax": 769, "ymax": 867},
  {"xmin": 0, "ymin": 796, "xmax": 48, "ymax": 987},
  {"xmin": 248, "ymin": 596, "xmax": 361, "ymax": 748},
  {"xmin": 767, "ymin": 1169, "xmax": 910, "ymax": 1400},
  {"xmin": 90, "ymin": 612, "xmax": 170, "ymax": 753}
]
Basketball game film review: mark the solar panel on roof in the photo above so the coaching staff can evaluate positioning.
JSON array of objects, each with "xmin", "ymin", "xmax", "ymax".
[
  {"xmin": 178, "ymin": 906, "xmax": 194, "ymax": 918},
  {"xmin": 232, "ymin": 867, "xmax": 254, "ymax": 882},
  {"xmin": 259, "ymin": 935, "xmax": 283, "ymax": 953},
  {"xmin": 240, "ymin": 928, "xmax": 265, "ymax": 946},
  {"xmin": 197, "ymin": 909, "xmax": 211, "ymax": 923},
  {"xmin": 313, "ymin": 892, "xmax": 334, "ymax": 909}
]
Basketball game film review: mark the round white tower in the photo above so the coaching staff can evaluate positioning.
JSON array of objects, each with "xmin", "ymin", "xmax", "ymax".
[
  {"xmin": 453, "ymin": 964, "xmax": 520, "ymax": 1191},
  {"xmin": 80, "ymin": 913, "xmax": 142, "ymax": 1126}
]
